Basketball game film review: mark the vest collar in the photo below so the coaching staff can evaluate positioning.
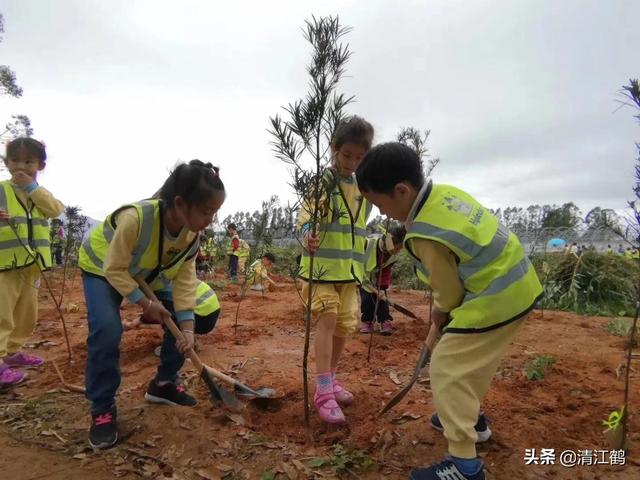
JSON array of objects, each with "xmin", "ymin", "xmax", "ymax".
[{"xmin": 404, "ymin": 180, "xmax": 433, "ymax": 229}]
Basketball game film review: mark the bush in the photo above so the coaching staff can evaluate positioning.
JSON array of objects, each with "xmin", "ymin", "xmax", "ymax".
[
  {"xmin": 531, "ymin": 251, "xmax": 639, "ymax": 316},
  {"xmin": 392, "ymin": 250, "xmax": 425, "ymax": 290}
]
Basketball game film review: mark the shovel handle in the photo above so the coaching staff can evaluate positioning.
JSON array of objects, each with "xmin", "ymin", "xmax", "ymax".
[{"xmin": 134, "ymin": 276, "xmax": 205, "ymax": 372}]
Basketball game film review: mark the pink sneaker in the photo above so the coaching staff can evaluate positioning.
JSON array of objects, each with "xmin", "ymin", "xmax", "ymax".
[
  {"xmin": 380, "ymin": 321, "xmax": 393, "ymax": 336},
  {"xmin": 333, "ymin": 379, "xmax": 354, "ymax": 406},
  {"xmin": 314, "ymin": 391, "xmax": 346, "ymax": 424},
  {"xmin": 0, "ymin": 363, "xmax": 26, "ymax": 386},
  {"xmin": 4, "ymin": 352, "xmax": 44, "ymax": 367},
  {"xmin": 359, "ymin": 322, "xmax": 373, "ymax": 334}
]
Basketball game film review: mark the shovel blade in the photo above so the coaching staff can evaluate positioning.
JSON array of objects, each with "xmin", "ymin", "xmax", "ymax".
[
  {"xmin": 201, "ymin": 369, "xmax": 243, "ymax": 412},
  {"xmin": 234, "ymin": 383, "xmax": 278, "ymax": 399}
]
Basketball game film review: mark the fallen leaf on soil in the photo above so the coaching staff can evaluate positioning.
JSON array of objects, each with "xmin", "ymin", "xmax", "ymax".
[
  {"xmin": 389, "ymin": 371, "xmax": 402, "ymax": 385},
  {"xmin": 225, "ymin": 413, "xmax": 246, "ymax": 426},
  {"xmin": 280, "ymin": 462, "xmax": 298, "ymax": 480},
  {"xmin": 196, "ymin": 469, "xmax": 221, "ymax": 480},
  {"xmin": 391, "ymin": 412, "xmax": 422, "ymax": 424},
  {"xmin": 216, "ymin": 463, "xmax": 234, "ymax": 472}
]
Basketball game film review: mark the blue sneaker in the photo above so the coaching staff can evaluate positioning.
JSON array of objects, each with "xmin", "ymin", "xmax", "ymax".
[
  {"xmin": 410, "ymin": 457, "xmax": 485, "ymax": 480},
  {"xmin": 430, "ymin": 412, "xmax": 492, "ymax": 443}
]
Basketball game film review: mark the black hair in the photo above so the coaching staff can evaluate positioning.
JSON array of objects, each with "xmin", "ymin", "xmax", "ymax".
[
  {"xmin": 356, "ymin": 142, "xmax": 425, "ymax": 194},
  {"xmin": 263, "ymin": 252, "xmax": 276, "ymax": 263},
  {"xmin": 159, "ymin": 159, "xmax": 224, "ymax": 208},
  {"xmin": 227, "ymin": 223, "xmax": 237, "ymax": 231},
  {"xmin": 5, "ymin": 137, "xmax": 47, "ymax": 165},
  {"xmin": 332, "ymin": 115, "xmax": 374, "ymax": 150},
  {"xmin": 389, "ymin": 225, "xmax": 407, "ymax": 245}
]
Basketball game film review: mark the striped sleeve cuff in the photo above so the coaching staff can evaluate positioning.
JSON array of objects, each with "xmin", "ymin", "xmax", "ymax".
[
  {"xmin": 175, "ymin": 310, "xmax": 195, "ymax": 323},
  {"xmin": 126, "ymin": 288, "xmax": 145, "ymax": 304}
]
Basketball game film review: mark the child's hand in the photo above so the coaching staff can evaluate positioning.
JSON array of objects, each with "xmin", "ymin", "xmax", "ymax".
[
  {"xmin": 144, "ymin": 300, "xmax": 172, "ymax": 325},
  {"xmin": 431, "ymin": 308, "xmax": 450, "ymax": 332},
  {"xmin": 177, "ymin": 330, "xmax": 195, "ymax": 353},
  {"xmin": 0, "ymin": 208, "xmax": 9, "ymax": 222},
  {"xmin": 11, "ymin": 171, "xmax": 34, "ymax": 187},
  {"xmin": 304, "ymin": 231, "xmax": 320, "ymax": 254}
]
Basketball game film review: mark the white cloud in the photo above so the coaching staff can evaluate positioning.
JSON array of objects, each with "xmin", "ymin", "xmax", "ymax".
[{"xmin": 1, "ymin": 0, "xmax": 638, "ymax": 221}]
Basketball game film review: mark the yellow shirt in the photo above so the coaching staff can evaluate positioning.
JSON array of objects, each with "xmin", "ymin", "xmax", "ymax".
[
  {"xmin": 248, "ymin": 260, "xmax": 270, "ymax": 285},
  {"xmin": 103, "ymin": 208, "xmax": 197, "ymax": 313},
  {"xmin": 12, "ymin": 184, "xmax": 65, "ymax": 219},
  {"xmin": 297, "ymin": 173, "xmax": 361, "ymax": 230},
  {"xmin": 408, "ymin": 238, "xmax": 465, "ymax": 313}
]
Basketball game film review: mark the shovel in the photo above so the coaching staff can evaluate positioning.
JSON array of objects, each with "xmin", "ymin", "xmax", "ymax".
[
  {"xmin": 379, "ymin": 320, "xmax": 440, "ymax": 416},
  {"xmin": 204, "ymin": 366, "xmax": 280, "ymax": 400},
  {"xmin": 135, "ymin": 277, "xmax": 243, "ymax": 412}
]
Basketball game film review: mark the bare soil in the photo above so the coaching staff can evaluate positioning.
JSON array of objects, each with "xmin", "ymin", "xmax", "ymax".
[{"xmin": 1, "ymin": 268, "xmax": 638, "ymax": 479}]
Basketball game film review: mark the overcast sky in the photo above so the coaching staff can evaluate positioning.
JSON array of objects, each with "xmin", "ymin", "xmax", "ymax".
[{"xmin": 0, "ymin": 0, "xmax": 638, "ymax": 222}]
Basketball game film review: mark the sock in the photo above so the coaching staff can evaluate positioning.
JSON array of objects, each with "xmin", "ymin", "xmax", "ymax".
[
  {"xmin": 330, "ymin": 369, "xmax": 337, "ymax": 381},
  {"xmin": 451, "ymin": 456, "xmax": 482, "ymax": 476},
  {"xmin": 315, "ymin": 372, "xmax": 333, "ymax": 395}
]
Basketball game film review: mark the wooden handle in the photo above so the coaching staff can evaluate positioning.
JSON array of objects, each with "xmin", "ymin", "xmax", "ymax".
[
  {"xmin": 424, "ymin": 320, "xmax": 440, "ymax": 350},
  {"xmin": 135, "ymin": 276, "xmax": 205, "ymax": 372}
]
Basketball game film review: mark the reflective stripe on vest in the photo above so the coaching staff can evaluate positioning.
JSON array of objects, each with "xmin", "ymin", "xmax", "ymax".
[
  {"xmin": 151, "ymin": 279, "xmax": 220, "ymax": 317},
  {"xmin": 299, "ymin": 171, "xmax": 369, "ymax": 283},
  {"xmin": 0, "ymin": 180, "xmax": 52, "ymax": 271},
  {"xmin": 404, "ymin": 183, "xmax": 542, "ymax": 332},
  {"xmin": 79, "ymin": 200, "xmax": 198, "ymax": 284},
  {"xmin": 196, "ymin": 280, "xmax": 220, "ymax": 316}
]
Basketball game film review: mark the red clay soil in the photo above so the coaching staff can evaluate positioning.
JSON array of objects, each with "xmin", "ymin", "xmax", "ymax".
[{"xmin": 1, "ymin": 268, "xmax": 638, "ymax": 480}]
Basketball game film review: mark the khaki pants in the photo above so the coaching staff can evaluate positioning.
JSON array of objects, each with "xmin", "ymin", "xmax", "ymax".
[
  {"xmin": 430, "ymin": 317, "xmax": 525, "ymax": 458},
  {"xmin": 0, "ymin": 264, "xmax": 41, "ymax": 357}
]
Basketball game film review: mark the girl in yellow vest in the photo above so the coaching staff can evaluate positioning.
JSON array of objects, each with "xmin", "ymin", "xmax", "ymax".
[
  {"xmin": 298, "ymin": 115, "xmax": 374, "ymax": 424},
  {"xmin": 0, "ymin": 138, "xmax": 64, "ymax": 386},
  {"xmin": 78, "ymin": 160, "xmax": 225, "ymax": 449},
  {"xmin": 356, "ymin": 143, "xmax": 542, "ymax": 480}
]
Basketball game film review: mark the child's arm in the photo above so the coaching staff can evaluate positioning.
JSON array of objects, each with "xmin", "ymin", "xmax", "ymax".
[
  {"xmin": 103, "ymin": 209, "xmax": 160, "ymax": 308},
  {"xmin": 171, "ymin": 258, "xmax": 197, "ymax": 322},
  {"xmin": 25, "ymin": 183, "xmax": 65, "ymax": 218},
  {"xmin": 410, "ymin": 238, "xmax": 464, "ymax": 315}
]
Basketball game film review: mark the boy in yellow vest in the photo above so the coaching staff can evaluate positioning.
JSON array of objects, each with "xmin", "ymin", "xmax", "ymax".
[
  {"xmin": 226, "ymin": 224, "xmax": 250, "ymax": 281},
  {"xmin": 0, "ymin": 138, "xmax": 64, "ymax": 386},
  {"xmin": 356, "ymin": 142, "xmax": 542, "ymax": 480},
  {"xmin": 247, "ymin": 253, "xmax": 277, "ymax": 291}
]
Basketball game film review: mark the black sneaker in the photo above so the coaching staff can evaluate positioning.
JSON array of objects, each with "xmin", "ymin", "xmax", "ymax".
[
  {"xmin": 430, "ymin": 412, "xmax": 492, "ymax": 442},
  {"xmin": 144, "ymin": 380, "xmax": 197, "ymax": 406},
  {"xmin": 89, "ymin": 407, "xmax": 118, "ymax": 449}
]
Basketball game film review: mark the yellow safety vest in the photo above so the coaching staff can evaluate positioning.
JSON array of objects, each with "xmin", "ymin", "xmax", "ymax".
[
  {"xmin": 0, "ymin": 180, "xmax": 52, "ymax": 271},
  {"xmin": 78, "ymin": 200, "xmax": 199, "ymax": 284},
  {"xmin": 195, "ymin": 280, "xmax": 220, "ymax": 316},
  {"xmin": 404, "ymin": 182, "xmax": 542, "ymax": 333},
  {"xmin": 226, "ymin": 235, "xmax": 250, "ymax": 257},
  {"xmin": 151, "ymin": 278, "xmax": 220, "ymax": 316},
  {"xmin": 360, "ymin": 235, "xmax": 397, "ymax": 293},
  {"xmin": 299, "ymin": 170, "xmax": 371, "ymax": 283}
]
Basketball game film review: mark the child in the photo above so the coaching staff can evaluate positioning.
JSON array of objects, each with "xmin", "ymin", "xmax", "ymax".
[
  {"xmin": 225, "ymin": 224, "xmax": 250, "ymax": 281},
  {"xmin": 78, "ymin": 159, "xmax": 225, "ymax": 449},
  {"xmin": 247, "ymin": 253, "xmax": 277, "ymax": 291},
  {"xmin": 298, "ymin": 115, "xmax": 374, "ymax": 424},
  {"xmin": 359, "ymin": 225, "xmax": 405, "ymax": 335},
  {"xmin": 356, "ymin": 142, "xmax": 542, "ymax": 480},
  {"xmin": 51, "ymin": 219, "xmax": 66, "ymax": 267},
  {"xmin": 0, "ymin": 138, "xmax": 65, "ymax": 386},
  {"xmin": 143, "ymin": 279, "xmax": 221, "ymax": 357}
]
